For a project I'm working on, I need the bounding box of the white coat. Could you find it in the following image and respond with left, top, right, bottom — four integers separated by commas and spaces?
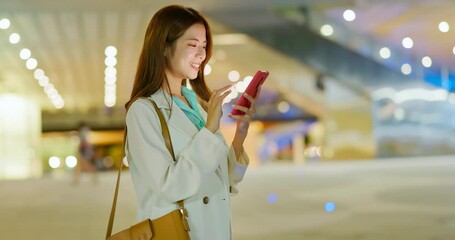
125, 88, 249, 240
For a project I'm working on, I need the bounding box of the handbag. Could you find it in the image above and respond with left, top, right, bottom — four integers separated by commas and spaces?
105, 99, 191, 240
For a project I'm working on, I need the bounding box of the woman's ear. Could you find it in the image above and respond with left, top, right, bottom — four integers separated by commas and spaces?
164, 45, 171, 58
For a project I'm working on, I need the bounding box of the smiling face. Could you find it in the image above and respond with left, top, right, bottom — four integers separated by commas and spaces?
165, 23, 207, 84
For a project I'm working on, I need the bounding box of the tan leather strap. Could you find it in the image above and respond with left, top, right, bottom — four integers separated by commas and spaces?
147, 99, 185, 211
148, 99, 176, 161
106, 98, 186, 238
106, 153, 123, 239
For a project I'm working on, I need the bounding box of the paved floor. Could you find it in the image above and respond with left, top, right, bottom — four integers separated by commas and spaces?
1, 155, 455, 240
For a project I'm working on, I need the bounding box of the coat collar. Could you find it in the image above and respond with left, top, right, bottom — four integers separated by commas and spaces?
148, 88, 199, 140
148, 88, 226, 185
149, 88, 172, 110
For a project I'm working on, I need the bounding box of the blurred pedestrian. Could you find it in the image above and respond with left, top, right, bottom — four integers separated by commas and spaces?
73, 122, 97, 185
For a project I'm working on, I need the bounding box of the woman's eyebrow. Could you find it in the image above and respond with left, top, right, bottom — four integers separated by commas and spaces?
186, 38, 207, 43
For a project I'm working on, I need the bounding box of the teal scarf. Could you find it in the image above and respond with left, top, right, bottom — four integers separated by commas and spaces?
172, 86, 206, 130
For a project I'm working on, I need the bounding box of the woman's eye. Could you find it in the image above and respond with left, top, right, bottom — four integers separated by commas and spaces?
189, 44, 196, 47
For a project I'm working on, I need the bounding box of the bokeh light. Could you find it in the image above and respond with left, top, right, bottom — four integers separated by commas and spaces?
343, 9, 356, 21
65, 156, 77, 168
401, 63, 412, 75
439, 21, 450, 33
49, 156, 61, 169
402, 37, 413, 49
325, 202, 336, 212
267, 193, 278, 204
320, 24, 334, 36
379, 47, 391, 59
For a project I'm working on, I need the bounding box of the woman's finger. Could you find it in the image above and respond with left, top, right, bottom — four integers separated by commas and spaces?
216, 84, 233, 95
232, 104, 251, 115
220, 89, 232, 100
243, 93, 256, 105
228, 113, 252, 122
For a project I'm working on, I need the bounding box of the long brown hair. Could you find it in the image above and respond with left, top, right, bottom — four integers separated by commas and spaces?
125, 5, 213, 111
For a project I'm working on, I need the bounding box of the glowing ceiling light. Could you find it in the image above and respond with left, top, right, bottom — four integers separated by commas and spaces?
421, 56, 432, 68
401, 63, 412, 75
104, 75, 116, 84
44, 84, 55, 93
25, 58, 38, 70
104, 98, 116, 108
104, 56, 117, 67
0, 18, 11, 29
105, 83, 116, 93
54, 99, 65, 109
9, 27, 65, 110
320, 24, 334, 36
343, 9, 356, 21
47, 90, 59, 100
402, 37, 413, 49
9, 33, 20, 44
38, 76, 49, 86
379, 47, 391, 59
439, 21, 450, 33
34, 69, 45, 79
105, 46, 117, 56
453, 46, 455, 55
105, 67, 117, 77
20, 48, 31, 60
45, 87, 57, 97
104, 46, 117, 108
228, 70, 240, 82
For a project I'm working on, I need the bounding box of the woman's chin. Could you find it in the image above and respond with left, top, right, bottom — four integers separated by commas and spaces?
187, 74, 198, 80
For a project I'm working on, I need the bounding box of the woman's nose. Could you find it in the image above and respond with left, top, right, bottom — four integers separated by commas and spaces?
196, 47, 206, 59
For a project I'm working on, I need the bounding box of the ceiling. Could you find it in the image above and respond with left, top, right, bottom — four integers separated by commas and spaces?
317, 0, 455, 73
0, 0, 454, 121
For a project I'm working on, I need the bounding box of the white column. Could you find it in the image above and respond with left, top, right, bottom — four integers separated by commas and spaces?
0, 94, 42, 179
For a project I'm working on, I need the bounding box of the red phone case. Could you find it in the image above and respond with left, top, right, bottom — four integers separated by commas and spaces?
231, 70, 269, 115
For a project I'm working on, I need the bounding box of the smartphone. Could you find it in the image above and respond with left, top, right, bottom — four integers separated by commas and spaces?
231, 70, 269, 115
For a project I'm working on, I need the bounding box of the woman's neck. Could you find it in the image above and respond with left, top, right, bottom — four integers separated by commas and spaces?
170, 85, 190, 107
164, 71, 183, 96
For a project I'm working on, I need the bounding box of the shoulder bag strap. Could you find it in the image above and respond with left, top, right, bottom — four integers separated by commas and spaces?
147, 99, 187, 221
106, 98, 186, 238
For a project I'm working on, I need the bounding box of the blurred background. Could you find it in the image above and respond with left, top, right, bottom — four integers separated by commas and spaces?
1, 0, 455, 239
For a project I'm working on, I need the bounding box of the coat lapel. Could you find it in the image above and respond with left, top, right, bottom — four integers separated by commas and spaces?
150, 89, 198, 140
150, 89, 227, 186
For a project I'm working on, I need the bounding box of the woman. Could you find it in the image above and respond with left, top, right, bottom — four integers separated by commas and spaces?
124, 5, 260, 240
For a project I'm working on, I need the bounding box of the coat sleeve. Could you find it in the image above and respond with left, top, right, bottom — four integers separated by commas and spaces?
126, 100, 229, 203
227, 145, 249, 196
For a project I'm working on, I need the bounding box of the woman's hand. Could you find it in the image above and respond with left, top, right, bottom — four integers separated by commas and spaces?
228, 87, 261, 145
205, 84, 233, 133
